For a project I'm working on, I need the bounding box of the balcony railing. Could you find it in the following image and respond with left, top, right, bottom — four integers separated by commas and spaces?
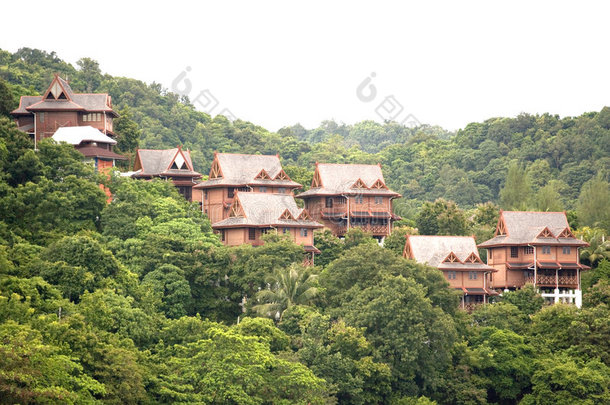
525, 275, 578, 286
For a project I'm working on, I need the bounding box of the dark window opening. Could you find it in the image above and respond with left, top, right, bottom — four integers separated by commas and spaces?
177, 186, 192, 201
248, 228, 256, 240
325, 197, 333, 208
228, 187, 235, 198
510, 247, 519, 258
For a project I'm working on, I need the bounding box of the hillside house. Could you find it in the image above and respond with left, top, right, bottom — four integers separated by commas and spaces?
404, 235, 498, 309
212, 192, 323, 264
11, 74, 117, 146
478, 211, 589, 307
195, 153, 301, 224
296, 163, 401, 241
131, 147, 202, 202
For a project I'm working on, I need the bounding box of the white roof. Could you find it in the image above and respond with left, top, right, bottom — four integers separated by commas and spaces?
52, 126, 116, 145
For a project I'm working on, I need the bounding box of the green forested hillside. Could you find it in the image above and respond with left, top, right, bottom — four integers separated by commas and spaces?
1, 48, 610, 404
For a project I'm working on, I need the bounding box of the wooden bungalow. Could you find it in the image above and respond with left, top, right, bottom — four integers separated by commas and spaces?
194, 153, 302, 224
212, 192, 323, 264
131, 147, 202, 202
296, 163, 401, 241
404, 235, 498, 310
478, 211, 589, 307
52, 126, 126, 173
11, 74, 118, 146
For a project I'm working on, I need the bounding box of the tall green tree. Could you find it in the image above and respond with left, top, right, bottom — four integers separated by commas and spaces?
499, 161, 532, 210
577, 174, 610, 231
416, 198, 468, 236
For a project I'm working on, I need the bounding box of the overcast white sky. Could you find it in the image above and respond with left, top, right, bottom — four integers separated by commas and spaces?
1, 1, 608, 131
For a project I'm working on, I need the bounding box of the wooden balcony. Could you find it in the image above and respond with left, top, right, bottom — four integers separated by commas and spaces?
525, 274, 578, 287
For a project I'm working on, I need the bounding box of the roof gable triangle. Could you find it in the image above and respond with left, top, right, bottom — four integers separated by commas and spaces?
255, 169, 271, 180
311, 168, 323, 188
279, 209, 295, 220
443, 252, 461, 263
351, 178, 368, 189
465, 252, 482, 264
496, 217, 508, 236
274, 169, 291, 181
537, 226, 555, 238
558, 227, 574, 238
231, 197, 245, 218
298, 210, 312, 221
166, 147, 190, 171
42, 75, 71, 101
371, 179, 388, 189
209, 156, 223, 179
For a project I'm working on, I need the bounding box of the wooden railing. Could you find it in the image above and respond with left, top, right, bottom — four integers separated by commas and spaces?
525, 275, 578, 286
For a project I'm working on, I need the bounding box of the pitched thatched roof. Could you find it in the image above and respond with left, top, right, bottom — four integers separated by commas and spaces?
195, 153, 301, 189
479, 211, 588, 247
212, 192, 323, 228
132, 148, 201, 178
405, 235, 495, 271
297, 163, 400, 197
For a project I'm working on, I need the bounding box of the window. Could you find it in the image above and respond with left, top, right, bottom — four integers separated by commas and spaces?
300, 228, 308, 237
83, 113, 100, 122
39, 112, 45, 123
248, 228, 256, 240
374, 196, 383, 205
283, 227, 289, 234
469, 271, 478, 280
489, 250, 493, 259
325, 197, 333, 208
446, 271, 456, 280
355, 195, 363, 204
278, 187, 286, 194
562, 246, 571, 254
204, 190, 208, 200
221, 230, 225, 242
542, 246, 551, 254
228, 187, 235, 198
259, 186, 267, 193
510, 247, 519, 258
524, 246, 534, 255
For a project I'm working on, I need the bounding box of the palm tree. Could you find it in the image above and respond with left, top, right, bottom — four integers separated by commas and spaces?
253, 264, 319, 321
578, 227, 610, 267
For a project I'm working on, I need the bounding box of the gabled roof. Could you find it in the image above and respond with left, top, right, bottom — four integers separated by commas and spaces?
212, 192, 323, 229
404, 235, 495, 271
296, 163, 400, 197
479, 211, 588, 247
132, 147, 201, 178
52, 126, 117, 145
74, 145, 127, 160
195, 153, 301, 189
11, 74, 117, 117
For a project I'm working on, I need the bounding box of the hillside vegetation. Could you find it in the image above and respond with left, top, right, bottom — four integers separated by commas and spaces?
0, 48, 609, 404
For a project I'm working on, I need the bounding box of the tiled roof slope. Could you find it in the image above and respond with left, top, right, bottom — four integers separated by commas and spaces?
132, 148, 201, 178
213, 192, 323, 228
297, 163, 400, 197
11, 75, 117, 116
195, 153, 301, 188
406, 235, 495, 271
479, 211, 588, 247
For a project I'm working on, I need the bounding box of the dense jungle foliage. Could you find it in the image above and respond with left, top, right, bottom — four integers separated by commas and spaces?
0, 48, 609, 404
